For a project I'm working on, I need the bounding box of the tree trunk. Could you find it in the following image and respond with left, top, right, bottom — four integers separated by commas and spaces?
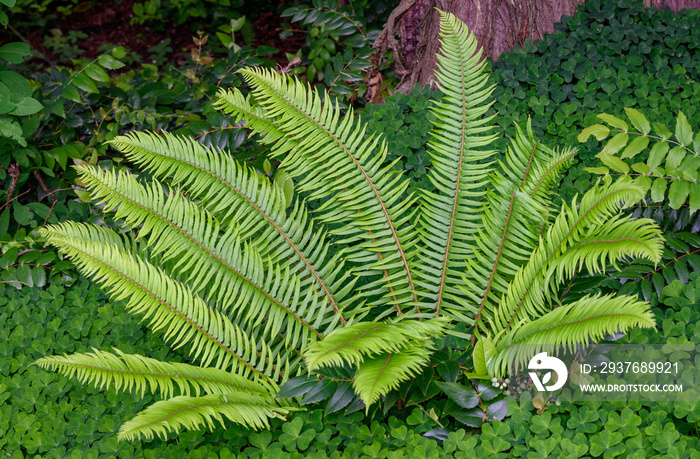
369, 0, 700, 97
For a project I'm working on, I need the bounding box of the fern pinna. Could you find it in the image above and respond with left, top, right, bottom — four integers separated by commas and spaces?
36, 11, 663, 440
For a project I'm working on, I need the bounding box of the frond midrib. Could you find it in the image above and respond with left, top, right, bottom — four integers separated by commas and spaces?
124, 398, 276, 434
41, 360, 252, 392
473, 189, 518, 332
529, 150, 576, 198
434, 30, 468, 316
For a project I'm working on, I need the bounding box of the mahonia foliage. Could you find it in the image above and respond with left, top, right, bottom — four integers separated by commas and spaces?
37, 11, 663, 441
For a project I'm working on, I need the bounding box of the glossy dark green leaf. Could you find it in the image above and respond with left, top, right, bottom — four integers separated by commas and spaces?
277, 375, 319, 398
436, 382, 479, 409
325, 382, 354, 414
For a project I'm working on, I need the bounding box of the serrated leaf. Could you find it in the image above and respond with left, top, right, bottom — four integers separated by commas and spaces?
647, 141, 670, 173
652, 122, 673, 139
98, 54, 125, 70
72, 74, 98, 94
584, 166, 609, 175
666, 146, 686, 171
690, 183, 700, 215
601, 133, 629, 155
597, 153, 630, 174
668, 180, 690, 209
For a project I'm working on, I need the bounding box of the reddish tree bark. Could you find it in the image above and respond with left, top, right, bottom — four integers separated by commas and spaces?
369, 0, 700, 97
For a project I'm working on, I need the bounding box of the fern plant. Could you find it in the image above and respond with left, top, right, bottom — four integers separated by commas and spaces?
36, 11, 663, 441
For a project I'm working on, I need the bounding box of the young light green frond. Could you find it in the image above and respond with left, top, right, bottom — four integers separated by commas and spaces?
523, 147, 577, 213
237, 66, 418, 312
75, 165, 333, 347
502, 121, 576, 214
41, 223, 281, 384
34, 348, 275, 399
353, 347, 432, 410
106, 133, 356, 326
304, 318, 447, 371
488, 294, 656, 375
413, 10, 498, 318
117, 393, 291, 441
492, 178, 646, 333
546, 215, 664, 289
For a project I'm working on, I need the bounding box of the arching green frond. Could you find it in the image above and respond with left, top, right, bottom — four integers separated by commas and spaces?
353, 347, 432, 410
522, 147, 577, 214
304, 318, 447, 371
547, 215, 664, 288
488, 294, 656, 375
108, 132, 357, 325
41, 223, 283, 384
34, 348, 276, 399
74, 165, 334, 348
492, 178, 651, 333
412, 10, 497, 318
117, 393, 291, 442
236, 67, 418, 312
214, 86, 287, 147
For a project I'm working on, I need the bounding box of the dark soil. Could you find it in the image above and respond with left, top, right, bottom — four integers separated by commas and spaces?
6, 0, 305, 68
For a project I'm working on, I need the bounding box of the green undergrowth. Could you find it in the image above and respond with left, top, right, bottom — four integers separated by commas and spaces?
2, 278, 698, 457
362, 0, 699, 205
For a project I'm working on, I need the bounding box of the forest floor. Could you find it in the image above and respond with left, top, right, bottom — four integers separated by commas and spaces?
7, 0, 305, 68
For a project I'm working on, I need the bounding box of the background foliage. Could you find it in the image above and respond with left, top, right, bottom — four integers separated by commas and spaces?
1, 279, 698, 457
